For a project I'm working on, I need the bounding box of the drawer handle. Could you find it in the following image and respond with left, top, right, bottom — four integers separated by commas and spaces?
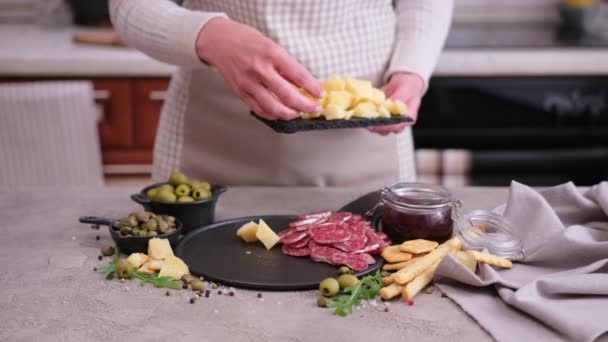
94, 90, 111, 101
149, 90, 167, 102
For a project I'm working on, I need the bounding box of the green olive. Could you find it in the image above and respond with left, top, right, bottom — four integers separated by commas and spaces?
319, 278, 340, 297
158, 184, 175, 193
101, 245, 115, 256
146, 188, 159, 200
194, 181, 211, 191
337, 274, 359, 290
157, 190, 177, 202
177, 196, 195, 203
175, 184, 191, 197
339, 266, 352, 275
192, 188, 212, 201
191, 280, 205, 292
115, 259, 134, 279
317, 297, 331, 307
168, 172, 189, 187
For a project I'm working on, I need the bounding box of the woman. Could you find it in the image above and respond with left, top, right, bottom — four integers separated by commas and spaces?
110, 0, 453, 188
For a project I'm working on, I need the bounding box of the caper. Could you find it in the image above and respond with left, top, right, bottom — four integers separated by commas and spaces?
127, 216, 137, 227
175, 184, 191, 197
337, 274, 359, 290
120, 220, 130, 228
177, 196, 195, 203
166, 216, 175, 223
191, 280, 205, 292
339, 266, 352, 275
168, 172, 189, 186
192, 188, 212, 201
319, 278, 340, 297
317, 297, 331, 308
115, 259, 134, 279
157, 190, 177, 202
136, 211, 151, 223
181, 274, 195, 284
146, 188, 159, 200
101, 245, 115, 256
147, 231, 158, 237
145, 219, 158, 230
167, 228, 176, 233
158, 221, 168, 231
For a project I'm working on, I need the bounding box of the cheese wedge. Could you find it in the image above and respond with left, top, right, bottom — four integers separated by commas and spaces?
237, 221, 259, 243
255, 219, 280, 250
126, 253, 149, 269
148, 238, 174, 260
158, 255, 189, 280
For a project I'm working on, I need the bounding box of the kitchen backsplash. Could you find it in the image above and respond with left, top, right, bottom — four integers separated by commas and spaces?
0, 0, 563, 24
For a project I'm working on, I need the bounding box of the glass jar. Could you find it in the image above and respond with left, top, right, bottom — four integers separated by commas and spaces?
375, 183, 462, 244
455, 210, 525, 261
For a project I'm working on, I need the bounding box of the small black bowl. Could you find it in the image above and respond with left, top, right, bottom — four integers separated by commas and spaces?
131, 183, 227, 233
78, 216, 183, 254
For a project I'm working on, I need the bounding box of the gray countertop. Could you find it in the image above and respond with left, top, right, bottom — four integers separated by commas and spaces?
0, 186, 510, 342
1, 24, 608, 77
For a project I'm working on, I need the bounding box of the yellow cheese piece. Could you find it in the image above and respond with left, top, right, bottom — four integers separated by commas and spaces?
137, 263, 155, 274
377, 103, 391, 118
158, 255, 189, 280
255, 219, 280, 250
126, 253, 149, 269
148, 238, 174, 260
322, 75, 345, 92
323, 104, 347, 120
237, 221, 259, 243
345, 77, 373, 103
146, 259, 164, 272
455, 251, 477, 273
387, 99, 408, 116
325, 90, 353, 111
352, 101, 378, 119
367, 88, 387, 105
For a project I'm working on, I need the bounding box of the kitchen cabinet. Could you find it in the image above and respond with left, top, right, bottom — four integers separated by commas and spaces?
1, 77, 170, 173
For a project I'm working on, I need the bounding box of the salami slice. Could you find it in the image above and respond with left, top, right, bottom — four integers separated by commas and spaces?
281, 231, 308, 245
278, 227, 298, 240
333, 225, 367, 252
310, 246, 342, 264
289, 236, 311, 248
289, 216, 326, 228
342, 253, 370, 271
309, 225, 351, 244
299, 211, 332, 220
281, 245, 311, 257
360, 253, 376, 265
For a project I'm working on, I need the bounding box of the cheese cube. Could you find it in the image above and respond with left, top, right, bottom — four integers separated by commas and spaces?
255, 219, 280, 250
352, 101, 378, 119
146, 259, 164, 272
345, 77, 373, 102
148, 238, 174, 260
126, 253, 149, 269
158, 256, 189, 280
326, 90, 353, 110
377, 103, 391, 118
368, 88, 386, 105
387, 99, 408, 116
237, 221, 259, 243
322, 75, 345, 92
455, 251, 477, 273
323, 104, 347, 120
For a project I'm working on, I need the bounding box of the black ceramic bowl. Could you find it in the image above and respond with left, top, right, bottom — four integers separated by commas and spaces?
78, 216, 183, 254
131, 183, 227, 233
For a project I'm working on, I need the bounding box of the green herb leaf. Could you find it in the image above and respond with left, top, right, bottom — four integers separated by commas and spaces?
327, 271, 384, 317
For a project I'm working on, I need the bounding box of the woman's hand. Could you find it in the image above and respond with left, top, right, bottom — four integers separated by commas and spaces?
196, 18, 324, 120
369, 73, 425, 135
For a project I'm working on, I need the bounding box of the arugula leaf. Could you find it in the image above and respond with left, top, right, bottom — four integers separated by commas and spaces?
327, 271, 384, 317
96, 246, 181, 289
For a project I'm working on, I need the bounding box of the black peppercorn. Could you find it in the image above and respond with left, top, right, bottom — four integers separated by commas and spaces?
189, 298, 196, 304
228, 291, 235, 297
96, 236, 100, 240
384, 307, 389, 312
98, 255, 103, 261
218, 290, 223, 295
204, 292, 210, 298
257, 293, 263, 298
182, 283, 188, 289
166, 291, 170, 296
93, 267, 97, 272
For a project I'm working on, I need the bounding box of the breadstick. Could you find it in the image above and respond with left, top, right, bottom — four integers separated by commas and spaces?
380, 283, 404, 300
468, 250, 512, 268
393, 236, 461, 284
382, 259, 417, 271
381, 245, 413, 263
402, 261, 440, 301
382, 276, 394, 286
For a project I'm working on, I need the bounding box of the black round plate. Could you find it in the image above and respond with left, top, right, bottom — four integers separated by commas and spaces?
174, 215, 384, 291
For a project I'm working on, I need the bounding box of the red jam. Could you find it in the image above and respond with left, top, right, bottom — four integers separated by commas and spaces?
380, 183, 455, 244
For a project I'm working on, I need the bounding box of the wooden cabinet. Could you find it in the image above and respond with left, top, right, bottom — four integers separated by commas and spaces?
1, 77, 170, 173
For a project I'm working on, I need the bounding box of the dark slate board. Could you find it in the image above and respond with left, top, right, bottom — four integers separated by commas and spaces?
251, 112, 413, 134
174, 215, 383, 291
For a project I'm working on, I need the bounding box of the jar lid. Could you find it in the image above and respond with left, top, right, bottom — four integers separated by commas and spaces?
383, 182, 454, 210
455, 210, 525, 261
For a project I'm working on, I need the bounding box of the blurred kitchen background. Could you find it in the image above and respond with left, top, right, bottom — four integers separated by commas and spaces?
0, 0, 607, 188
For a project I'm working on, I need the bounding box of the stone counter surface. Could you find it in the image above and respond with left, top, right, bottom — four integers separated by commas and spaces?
0, 186, 510, 342
1, 24, 608, 77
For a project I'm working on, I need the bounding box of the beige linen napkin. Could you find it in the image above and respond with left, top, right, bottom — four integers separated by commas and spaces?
435, 181, 608, 342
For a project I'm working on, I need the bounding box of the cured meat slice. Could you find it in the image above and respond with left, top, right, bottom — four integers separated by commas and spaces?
289, 216, 326, 228
299, 211, 332, 220
278, 227, 298, 240
333, 253, 369, 271
310, 246, 342, 264
309, 224, 351, 244
281, 245, 311, 257
360, 253, 376, 265
281, 231, 308, 245
289, 236, 311, 249
333, 224, 367, 252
